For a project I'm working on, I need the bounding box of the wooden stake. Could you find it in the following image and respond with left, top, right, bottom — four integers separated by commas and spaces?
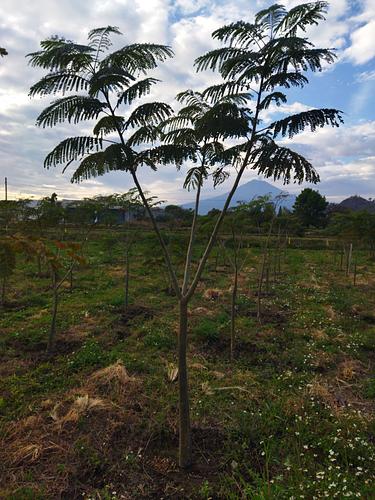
346, 243, 353, 277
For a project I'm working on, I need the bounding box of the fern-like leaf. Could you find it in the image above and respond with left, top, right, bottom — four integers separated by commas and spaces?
117, 78, 159, 106
264, 72, 309, 90
195, 102, 250, 140
127, 126, 159, 147
270, 108, 344, 138
260, 92, 287, 110
93, 116, 124, 136
145, 144, 197, 167
276, 2, 328, 37
194, 47, 247, 73
36, 96, 107, 127
212, 21, 265, 48
29, 72, 89, 96
250, 137, 319, 184
44, 136, 102, 168
255, 4, 287, 30
101, 43, 173, 74
27, 38, 94, 71
202, 81, 252, 103
88, 26, 122, 52
125, 102, 173, 129
184, 167, 208, 190
89, 66, 134, 95
71, 143, 134, 182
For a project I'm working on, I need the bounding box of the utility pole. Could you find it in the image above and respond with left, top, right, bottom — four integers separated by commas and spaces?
3, 177, 9, 232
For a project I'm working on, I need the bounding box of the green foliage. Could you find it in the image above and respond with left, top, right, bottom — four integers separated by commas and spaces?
143, 326, 176, 350
1, 228, 375, 498
233, 195, 276, 232
0, 240, 16, 280
68, 340, 108, 370
195, 1, 343, 185
293, 188, 328, 228
193, 317, 222, 343
163, 205, 193, 224
28, 28, 175, 183
328, 211, 375, 252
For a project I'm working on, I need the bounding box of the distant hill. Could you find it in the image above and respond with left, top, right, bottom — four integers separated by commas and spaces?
181, 180, 296, 215
337, 196, 375, 213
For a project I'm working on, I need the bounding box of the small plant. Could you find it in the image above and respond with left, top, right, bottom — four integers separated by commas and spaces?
193, 318, 221, 344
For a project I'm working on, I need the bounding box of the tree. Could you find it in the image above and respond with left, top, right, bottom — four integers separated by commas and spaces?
293, 188, 328, 228
164, 205, 193, 225
235, 195, 276, 233
0, 239, 16, 307
219, 227, 249, 362
29, 3, 343, 467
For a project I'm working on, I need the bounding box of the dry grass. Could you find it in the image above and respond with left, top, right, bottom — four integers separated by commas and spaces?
0, 361, 144, 497
336, 359, 367, 381
50, 394, 109, 428
311, 329, 328, 341
308, 376, 374, 417
86, 359, 138, 396
203, 288, 223, 301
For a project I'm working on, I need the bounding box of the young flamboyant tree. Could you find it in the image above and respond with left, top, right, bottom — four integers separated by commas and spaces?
29, 2, 343, 468
0, 239, 16, 307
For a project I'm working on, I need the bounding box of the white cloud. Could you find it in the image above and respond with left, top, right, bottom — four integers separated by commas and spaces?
344, 19, 375, 65
282, 120, 375, 163
0, 0, 374, 204
356, 70, 375, 82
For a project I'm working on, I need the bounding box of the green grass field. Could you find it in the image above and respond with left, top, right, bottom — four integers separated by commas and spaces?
1, 229, 374, 499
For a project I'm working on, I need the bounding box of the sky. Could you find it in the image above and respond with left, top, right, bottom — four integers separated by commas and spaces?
0, 0, 374, 204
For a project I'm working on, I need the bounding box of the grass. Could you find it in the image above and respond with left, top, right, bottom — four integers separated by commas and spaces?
0, 227, 374, 499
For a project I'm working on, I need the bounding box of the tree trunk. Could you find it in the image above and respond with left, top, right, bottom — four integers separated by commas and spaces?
1, 277, 6, 307
124, 250, 129, 312
37, 255, 42, 277
69, 267, 73, 292
178, 299, 192, 468
230, 268, 238, 362
257, 252, 267, 321
47, 272, 58, 353
346, 243, 353, 277
340, 248, 344, 271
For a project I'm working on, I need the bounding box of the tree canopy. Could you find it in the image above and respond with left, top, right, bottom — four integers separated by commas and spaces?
293, 188, 328, 228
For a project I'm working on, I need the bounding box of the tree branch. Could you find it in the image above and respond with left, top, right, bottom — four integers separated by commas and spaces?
103, 91, 182, 298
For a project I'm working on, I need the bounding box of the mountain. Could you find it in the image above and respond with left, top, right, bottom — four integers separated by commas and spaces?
181, 179, 296, 215
337, 195, 375, 213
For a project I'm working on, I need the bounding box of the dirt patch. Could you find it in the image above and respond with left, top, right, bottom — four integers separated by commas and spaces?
63, 314, 100, 342
113, 305, 154, 339
307, 376, 374, 417
0, 358, 34, 378
8, 338, 82, 358
247, 307, 288, 326
351, 305, 375, 324
120, 305, 154, 325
